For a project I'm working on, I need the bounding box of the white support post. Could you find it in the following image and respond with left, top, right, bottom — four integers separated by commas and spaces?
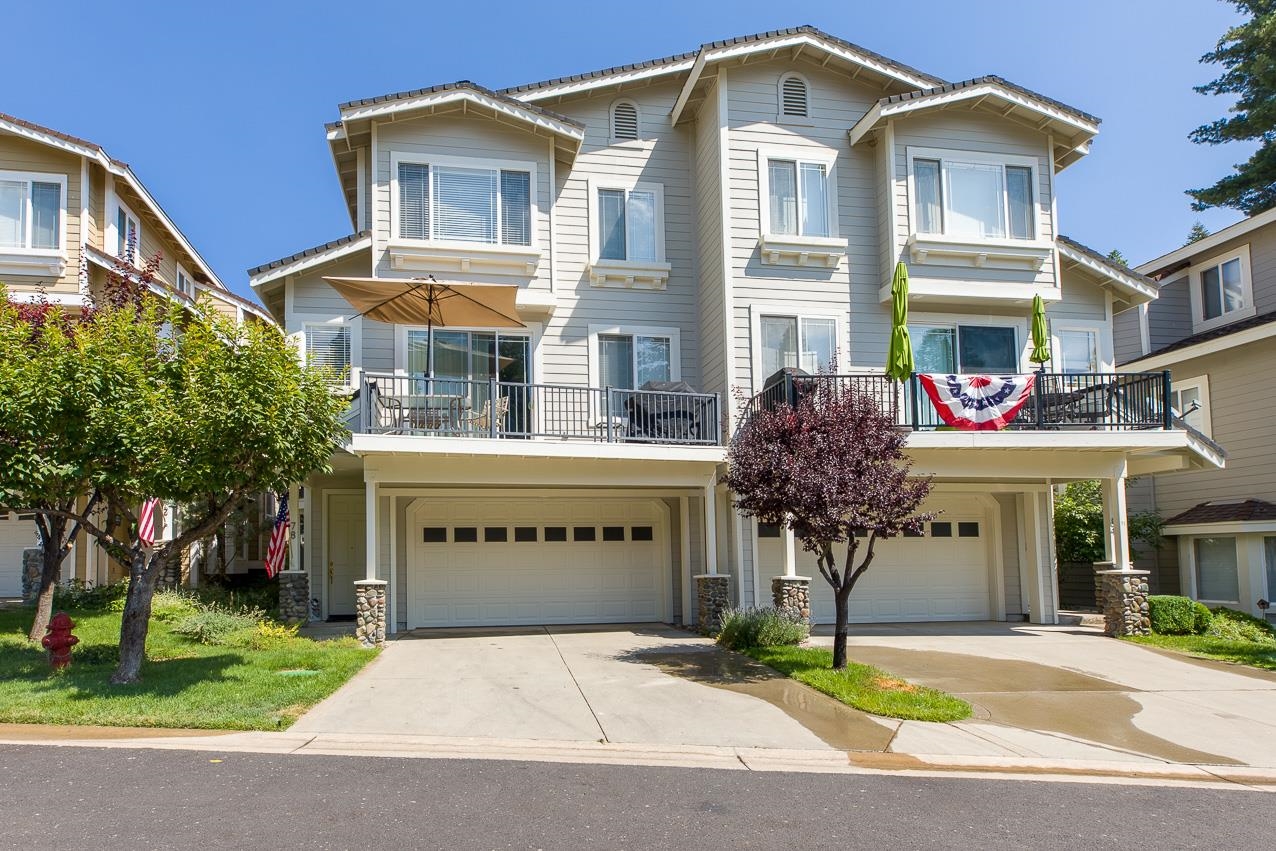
781, 525, 797, 578
286, 484, 302, 574
702, 484, 718, 575
1104, 459, 1131, 571
365, 480, 378, 581
679, 496, 693, 625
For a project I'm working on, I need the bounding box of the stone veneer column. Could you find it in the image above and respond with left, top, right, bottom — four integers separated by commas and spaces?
21, 548, 42, 603
1092, 561, 1115, 610
694, 574, 730, 635
1095, 569, 1151, 637
354, 579, 388, 647
772, 576, 812, 624
278, 572, 310, 624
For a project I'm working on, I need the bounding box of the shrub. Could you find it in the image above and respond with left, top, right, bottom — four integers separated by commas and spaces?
716, 607, 809, 650
1148, 595, 1212, 635
194, 581, 278, 619
1207, 607, 1276, 645
149, 589, 202, 623
53, 580, 129, 611
247, 620, 300, 650
171, 609, 259, 645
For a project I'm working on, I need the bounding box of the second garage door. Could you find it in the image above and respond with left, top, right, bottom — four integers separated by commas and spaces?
406, 497, 668, 628
0, 512, 39, 598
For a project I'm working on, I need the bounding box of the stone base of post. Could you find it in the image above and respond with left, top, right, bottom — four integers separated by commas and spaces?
21, 549, 41, 604
278, 572, 310, 624
354, 579, 388, 647
694, 574, 730, 636
1095, 569, 1151, 637
1092, 561, 1114, 610
772, 576, 812, 624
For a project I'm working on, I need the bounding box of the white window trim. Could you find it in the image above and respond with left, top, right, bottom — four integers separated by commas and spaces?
755, 145, 846, 267
112, 200, 143, 266
776, 72, 813, 124
587, 324, 682, 390
609, 98, 641, 143
1170, 374, 1212, 436
1187, 534, 1242, 606
391, 322, 541, 382
174, 263, 194, 298
388, 151, 540, 252
586, 177, 670, 289
1187, 244, 1255, 334
1051, 319, 1114, 374
908, 312, 1031, 374
0, 169, 68, 257
748, 305, 846, 390
904, 146, 1044, 245
300, 316, 361, 387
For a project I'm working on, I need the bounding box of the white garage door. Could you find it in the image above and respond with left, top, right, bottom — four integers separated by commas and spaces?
407, 497, 667, 628
774, 497, 993, 624
0, 512, 39, 598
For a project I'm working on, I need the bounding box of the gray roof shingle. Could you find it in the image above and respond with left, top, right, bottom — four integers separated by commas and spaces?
248, 231, 370, 277
878, 75, 1099, 126
1128, 310, 1276, 364
337, 80, 583, 129
1165, 500, 1276, 526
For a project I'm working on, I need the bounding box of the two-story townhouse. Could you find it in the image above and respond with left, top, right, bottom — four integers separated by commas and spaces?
250, 27, 1220, 634
0, 112, 273, 597
1115, 210, 1276, 620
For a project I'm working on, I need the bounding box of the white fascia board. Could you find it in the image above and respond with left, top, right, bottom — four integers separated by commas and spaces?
850, 84, 1099, 147
669, 49, 708, 125
701, 33, 935, 90
1164, 520, 1276, 536
5, 290, 90, 306
514, 59, 698, 102
1128, 320, 1276, 372
1057, 242, 1157, 304
249, 235, 373, 289
340, 90, 584, 144
1136, 206, 1276, 276
0, 116, 100, 159
904, 430, 1191, 453
349, 433, 726, 464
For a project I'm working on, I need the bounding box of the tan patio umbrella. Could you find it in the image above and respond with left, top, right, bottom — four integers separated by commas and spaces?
323, 275, 525, 382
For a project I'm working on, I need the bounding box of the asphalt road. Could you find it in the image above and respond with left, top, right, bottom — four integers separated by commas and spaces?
1, 745, 1269, 850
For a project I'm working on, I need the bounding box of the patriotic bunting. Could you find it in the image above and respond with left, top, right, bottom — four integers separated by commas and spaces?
918, 373, 1036, 431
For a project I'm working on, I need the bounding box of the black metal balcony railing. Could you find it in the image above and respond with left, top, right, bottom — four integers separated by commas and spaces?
356, 373, 722, 446
747, 370, 1175, 432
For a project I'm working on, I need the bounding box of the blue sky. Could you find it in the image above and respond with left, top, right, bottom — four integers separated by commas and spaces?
6, 0, 1250, 300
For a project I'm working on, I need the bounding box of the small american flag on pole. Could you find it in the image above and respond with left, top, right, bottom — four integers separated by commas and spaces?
264, 493, 290, 578
137, 498, 161, 546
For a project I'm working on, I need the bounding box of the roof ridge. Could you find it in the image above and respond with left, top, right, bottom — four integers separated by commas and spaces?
878, 75, 1099, 126
335, 79, 583, 128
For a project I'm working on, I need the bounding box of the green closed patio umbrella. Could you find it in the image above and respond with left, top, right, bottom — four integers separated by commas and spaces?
885, 261, 914, 382
1029, 294, 1051, 368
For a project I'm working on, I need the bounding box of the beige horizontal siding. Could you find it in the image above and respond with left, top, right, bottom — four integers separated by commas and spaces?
0, 135, 82, 293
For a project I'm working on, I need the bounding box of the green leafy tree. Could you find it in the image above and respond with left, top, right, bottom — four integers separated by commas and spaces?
1053, 480, 1164, 564
1186, 221, 1212, 244
1187, 0, 1276, 214
0, 286, 346, 683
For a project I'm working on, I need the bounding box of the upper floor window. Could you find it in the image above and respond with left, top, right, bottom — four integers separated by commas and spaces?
767, 158, 830, 238
778, 73, 809, 119
395, 158, 532, 247
910, 148, 1036, 241
304, 322, 351, 383
0, 171, 64, 251
1171, 376, 1211, 435
591, 325, 680, 390
1189, 246, 1252, 330
610, 100, 639, 142
116, 204, 141, 262
759, 314, 837, 376
175, 264, 194, 297
596, 185, 661, 262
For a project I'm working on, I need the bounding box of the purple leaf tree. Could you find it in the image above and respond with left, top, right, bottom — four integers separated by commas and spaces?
725, 378, 934, 669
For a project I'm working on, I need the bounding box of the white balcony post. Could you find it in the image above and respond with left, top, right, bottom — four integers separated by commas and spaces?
1103, 459, 1132, 571
781, 524, 797, 578
365, 480, 378, 581
702, 483, 718, 575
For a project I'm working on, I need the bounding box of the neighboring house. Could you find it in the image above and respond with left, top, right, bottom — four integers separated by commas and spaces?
0, 112, 273, 597
250, 26, 1218, 631
1115, 209, 1276, 620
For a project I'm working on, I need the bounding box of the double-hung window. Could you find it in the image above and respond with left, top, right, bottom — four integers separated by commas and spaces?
175, 265, 194, 297
766, 158, 830, 238
596, 332, 673, 389
0, 171, 64, 252
911, 323, 1020, 374
305, 323, 351, 383
911, 150, 1036, 241
597, 186, 659, 262
1057, 328, 1099, 374
116, 204, 141, 263
1190, 247, 1252, 329
759, 315, 837, 376
396, 159, 532, 246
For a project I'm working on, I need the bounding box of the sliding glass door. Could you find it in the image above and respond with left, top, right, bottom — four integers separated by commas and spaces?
406, 330, 531, 434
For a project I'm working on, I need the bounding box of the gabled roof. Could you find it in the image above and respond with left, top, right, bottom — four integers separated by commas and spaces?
0, 111, 231, 295
1126, 309, 1276, 367
1056, 236, 1157, 307
1136, 206, 1276, 278
848, 76, 1100, 169
1165, 499, 1276, 527
503, 26, 944, 102
248, 231, 372, 288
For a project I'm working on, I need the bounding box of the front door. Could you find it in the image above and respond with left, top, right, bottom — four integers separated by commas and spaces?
327, 493, 365, 618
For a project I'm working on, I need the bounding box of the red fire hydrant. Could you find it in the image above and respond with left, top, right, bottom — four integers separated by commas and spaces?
42, 612, 79, 670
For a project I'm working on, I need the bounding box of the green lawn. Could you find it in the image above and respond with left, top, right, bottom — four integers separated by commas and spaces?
740, 645, 971, 722
1125, 634, 1276, 672
0, 606, 377, 730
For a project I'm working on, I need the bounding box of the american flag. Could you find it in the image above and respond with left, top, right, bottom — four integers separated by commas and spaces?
264, 493, 290, 578
137, 498, 161, 546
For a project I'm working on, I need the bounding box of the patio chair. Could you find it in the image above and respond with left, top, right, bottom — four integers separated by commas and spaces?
460, 395, 510, 436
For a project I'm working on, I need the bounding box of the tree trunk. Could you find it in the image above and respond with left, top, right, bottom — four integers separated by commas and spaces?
832, 585, 851, 670
26, 514, 70, 642
112, 551, 160, 684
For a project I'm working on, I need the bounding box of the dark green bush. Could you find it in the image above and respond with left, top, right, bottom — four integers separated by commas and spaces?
1148, 595, 1212, 635
716, 607, 809, 650
194, 581, 278, 619
53, 580, 130, 611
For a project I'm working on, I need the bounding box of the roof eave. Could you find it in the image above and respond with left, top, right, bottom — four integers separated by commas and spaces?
1057, 241, 1157, 306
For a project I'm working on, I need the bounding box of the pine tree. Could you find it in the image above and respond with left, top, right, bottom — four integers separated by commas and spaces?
1187, 0, 1276, 215
1186, 221, 1212, 244
1106, 248, 1130, 267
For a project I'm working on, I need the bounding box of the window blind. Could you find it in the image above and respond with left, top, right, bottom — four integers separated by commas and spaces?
305, 325, 351, 379
500, 170, 531, 246
434, 166, 498, 243
768, 161, 798, 236
0, 180, 23, 248
30, 181, 59, 250
598, 189, 626, 260
398, 162, 429, 239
